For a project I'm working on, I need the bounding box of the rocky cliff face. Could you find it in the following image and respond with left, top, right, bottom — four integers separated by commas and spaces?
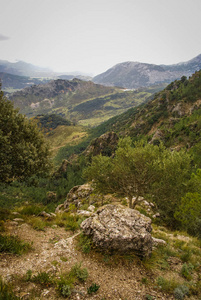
93, 54, 201, 89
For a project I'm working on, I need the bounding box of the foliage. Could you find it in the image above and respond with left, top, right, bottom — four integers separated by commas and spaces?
174, 285, 189, 300
77, 232, 92, 253
180, 263, 194, 280
84, 137, 191, 219
69, 263, 88, 282
56, 263, 89, 297
0, 88, 52, 182
174, 168, 201, 237
84, 137, 164, 208
151, 148, 191, 226
0, 234, 31, 254
156, 276, 179, 293
34, 114, 71, 133
175, 192, 201, 238
0, 276, 21, 300
31, 271, 53, 286
87, 283, 100, 294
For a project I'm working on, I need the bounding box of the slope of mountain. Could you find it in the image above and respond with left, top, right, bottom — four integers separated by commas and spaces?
93, 54, 201, 89
0, 72, 49, 93
9, 78, 164, 126
0, 60, 92, 80
0, 60, 54, 77
91, 71, 201, 150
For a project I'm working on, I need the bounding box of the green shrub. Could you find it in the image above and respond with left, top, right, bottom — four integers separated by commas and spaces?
181, 263, 194, 280
65, 219, 79, 232
156, 276, 178, 293
32, 271, 53, 286
0, 276, 21, 300
77, 233, 92, 253
59, 284, 72, 297
0, 234, 31, 254
69, 263, 88, 282
27, 216, 46, 231
56, 273, 74, 298
25, 269, 32, 282
87, 283, 100, 294
174, 284, 189, 300
19, 204, 44, 216
0, 208, 10, 221
0, 221, 5, 232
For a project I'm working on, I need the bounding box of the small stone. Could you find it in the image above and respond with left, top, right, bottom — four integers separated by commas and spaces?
13, 218, 24, 222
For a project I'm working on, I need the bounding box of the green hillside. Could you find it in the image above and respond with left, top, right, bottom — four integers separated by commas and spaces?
9, 78, 165, 126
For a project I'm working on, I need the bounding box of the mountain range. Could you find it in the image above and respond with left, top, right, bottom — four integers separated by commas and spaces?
93, 54, 201, 89
1, 53, 201, 92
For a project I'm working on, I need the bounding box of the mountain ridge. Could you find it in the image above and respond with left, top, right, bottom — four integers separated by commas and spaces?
93, 53, 201, 89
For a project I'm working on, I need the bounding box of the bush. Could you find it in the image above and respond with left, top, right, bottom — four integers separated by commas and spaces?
77, 233, 92, 253
31, 271, 53, 286
0, 234, 31, 254
69, 263, 88, 282
181, 263, 194, 280
27, 216, 46, 231
174, 285, 189, 300
156, 276, 178, 293
56, 274, 74, 298
0, 276, 21, 300
19, 204, 44, 216
87, 283, 100, 294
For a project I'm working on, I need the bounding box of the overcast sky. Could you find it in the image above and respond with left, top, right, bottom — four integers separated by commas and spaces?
1, 0, 201, 75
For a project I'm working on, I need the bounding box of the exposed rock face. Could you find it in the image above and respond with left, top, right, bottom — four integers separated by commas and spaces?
80, 204, 153, 257
93, 54, 201, 89
84, 131, 119, 157
64, 183, 93, 209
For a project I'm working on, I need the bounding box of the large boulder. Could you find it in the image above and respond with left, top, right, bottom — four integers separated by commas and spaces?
80, 204, 153, 257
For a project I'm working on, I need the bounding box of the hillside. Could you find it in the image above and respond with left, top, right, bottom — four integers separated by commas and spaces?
0, 72, 50, 93
91, 71, 201, 150
93, 53, 201, 89
9, 78, 164, 126
0, 60, 92, 81
0, 60, 54, 77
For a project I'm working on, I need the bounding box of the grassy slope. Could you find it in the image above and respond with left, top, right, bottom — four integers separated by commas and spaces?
10, 79, 166, 127
46, 125, 88, 158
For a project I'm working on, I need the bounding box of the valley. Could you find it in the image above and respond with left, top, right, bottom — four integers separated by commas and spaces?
0, 58, 201, 300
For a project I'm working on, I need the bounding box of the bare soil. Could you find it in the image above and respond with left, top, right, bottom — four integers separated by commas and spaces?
0, 220, 175, 300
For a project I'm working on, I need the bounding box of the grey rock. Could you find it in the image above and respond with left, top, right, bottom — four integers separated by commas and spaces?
77, 210, 92, 217
13, 218, 24, 222
55, 204, 64, 213
88, 205, 95, 212
64, 183, 93, 209
81, 204, 153, 257
152, 237, 167, 246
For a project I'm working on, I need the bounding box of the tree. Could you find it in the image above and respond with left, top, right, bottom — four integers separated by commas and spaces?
151, 149, 192, 226
0, 87, 52, 182
174, 168, 201, 237
174, 192, 201, 238
84, 137, 163, 208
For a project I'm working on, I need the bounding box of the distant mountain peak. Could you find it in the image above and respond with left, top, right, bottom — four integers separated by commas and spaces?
93, 54, 201, 89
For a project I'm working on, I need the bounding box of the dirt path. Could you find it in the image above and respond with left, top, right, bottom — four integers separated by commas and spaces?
0, 221, 174, 299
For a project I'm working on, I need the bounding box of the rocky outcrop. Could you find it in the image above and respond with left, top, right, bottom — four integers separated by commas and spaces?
80, 204, 153, 257
63, 183, 93, 209
84, 132, 119, 157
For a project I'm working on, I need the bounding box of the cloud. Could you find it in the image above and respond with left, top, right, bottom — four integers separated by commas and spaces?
0, 34, 10, 41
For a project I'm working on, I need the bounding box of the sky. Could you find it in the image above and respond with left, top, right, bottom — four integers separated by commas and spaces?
1, 0, 201, 76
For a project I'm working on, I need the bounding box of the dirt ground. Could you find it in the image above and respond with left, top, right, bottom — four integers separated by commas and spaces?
0, 221, 175, 300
